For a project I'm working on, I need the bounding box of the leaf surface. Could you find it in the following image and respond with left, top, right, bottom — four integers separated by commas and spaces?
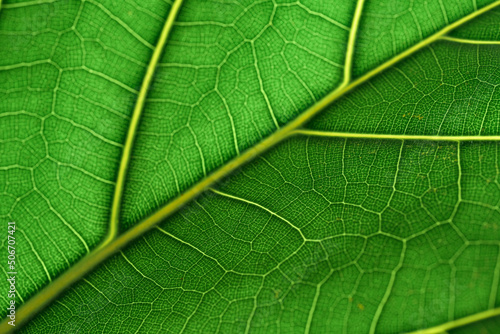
1, 0, 500, 333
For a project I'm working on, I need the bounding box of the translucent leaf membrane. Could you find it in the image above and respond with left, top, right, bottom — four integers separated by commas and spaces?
352, 0, 497, 76
120, 0, 354, 227
450, 7, 500, 40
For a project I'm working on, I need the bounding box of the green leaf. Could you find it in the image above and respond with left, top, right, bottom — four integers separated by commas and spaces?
1, 0, 500, 332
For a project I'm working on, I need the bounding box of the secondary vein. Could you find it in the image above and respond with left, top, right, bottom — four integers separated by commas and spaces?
342, 0, 366, 87
103, 0, 186, 246
291, 129, 500, 141
441, 35, 500, 45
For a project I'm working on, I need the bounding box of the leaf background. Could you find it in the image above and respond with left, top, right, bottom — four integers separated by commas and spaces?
0, 0, 500, 332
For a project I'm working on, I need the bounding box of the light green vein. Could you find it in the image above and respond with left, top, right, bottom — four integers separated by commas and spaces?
1, 0, 56, 9
342, 0, 366, 86
252, 40, 279, 130
2, 2, 499, 332
17, 229, 52, 283
292, 2, 350, 31
291, 129, 500, 141
155, 226, 228, 272
87, 0, 155, 50
370, 242, 407, 334
441, 35, 500, 44
489, 246, 500, 309
102, 0, 185, 246
81, 67, 139, 94
35, 190, 90, 253
305, 270, 334, 334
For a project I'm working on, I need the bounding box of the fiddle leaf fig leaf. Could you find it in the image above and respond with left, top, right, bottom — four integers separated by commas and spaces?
1, 0, 500, 333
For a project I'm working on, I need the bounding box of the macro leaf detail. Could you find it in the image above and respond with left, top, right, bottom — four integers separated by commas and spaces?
1, 0, 500, 333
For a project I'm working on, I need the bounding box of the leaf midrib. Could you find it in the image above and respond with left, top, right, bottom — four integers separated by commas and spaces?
2, 1, 500, 332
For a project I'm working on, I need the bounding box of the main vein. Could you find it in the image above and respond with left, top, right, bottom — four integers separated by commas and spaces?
2, 1, 500, 332
103, 0, 185, 246
342, 0, 366, 86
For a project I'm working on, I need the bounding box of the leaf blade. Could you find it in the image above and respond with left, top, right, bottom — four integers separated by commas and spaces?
0, 0, 500, 332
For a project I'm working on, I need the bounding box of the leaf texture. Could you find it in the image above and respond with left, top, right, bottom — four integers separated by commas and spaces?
1, 0, 500, 333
